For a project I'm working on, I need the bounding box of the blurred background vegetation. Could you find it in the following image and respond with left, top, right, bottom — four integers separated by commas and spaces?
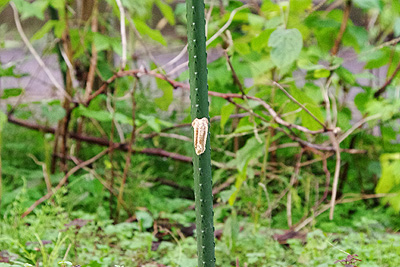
1, 0, 400, 266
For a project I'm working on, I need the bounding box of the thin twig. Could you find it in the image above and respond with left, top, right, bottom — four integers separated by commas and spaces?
224, 50, 245, 95
331, 0, 351, 56
83, 0, 98, 100
115, 0, 127, 69
374, 60, 400, 98
28, 154, 52, 194
273, 81, 326, 129
21, 148, 110, 218
329, 132, 341, 220
167, 4, 249, 76
10, 2, 71, 101
338, 114, 381, 143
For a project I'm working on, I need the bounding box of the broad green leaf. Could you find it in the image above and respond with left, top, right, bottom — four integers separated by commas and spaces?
154, 79, 173, 111
53, 20, 66, 38
134, 19, 167, 46
353, 0, 382, 10
366, 99, 400, 121
93, 33, 111, 51
77, 106, 132, 125
251, 30, 273, 52
313, 68, 330, 78
236, 136, 264, 172
0, 66, 26, 78
376, 153, 400, 211
0, 0, 10, 13
136, 211, 154, 229
155, 0, 175, 25
1, 88, 24, 99
354, 92, 369, 112
220, 104, 235, 130
234, 42, 251, 55
30, 20, 57, 41
336, 66, 356, 85
49, 0, 65, 10
13, 0, 48, 20
290, 86, 324, 130
268, 28, 303, 68
110, 37, 123, 56
41, 104, 66, 123
139, 114, 172, 132
228, 168, 247, 206
395, 18, 400, 37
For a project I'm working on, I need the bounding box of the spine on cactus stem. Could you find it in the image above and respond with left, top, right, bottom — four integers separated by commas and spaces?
186, 0, 216, 266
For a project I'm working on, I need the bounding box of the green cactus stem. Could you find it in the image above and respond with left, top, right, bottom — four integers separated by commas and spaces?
186, 0, 216, 266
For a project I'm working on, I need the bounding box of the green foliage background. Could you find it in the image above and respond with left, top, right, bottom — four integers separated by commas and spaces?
0, 0, 400, 266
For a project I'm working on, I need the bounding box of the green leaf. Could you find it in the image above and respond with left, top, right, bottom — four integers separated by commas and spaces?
313, 68, 330, 78
366, 99, 400, 121
0, 66, 26, 78
1, 88, 24, 99
290, 86, 324, 130
268, 28, 303, 68
134, 19, 167, 46
50, 0, 65, 10
41, 104, 66, 123
395, 18, 400, 37
236, 136, 264, 172
220, 104, 235, 130
13, 0, 48, 20
136, 211, 154, 229
353, 0, 382, 10
228, 169, 247, 206
363, 48, 390, 69
77, 106, 132, 125
93, 33, 111, 51
155, 0, 175, 25
154, 79, 173, 111
336, 66, 356, 85
30, 20, 57, 41
354, 92, 369, 112
139, 114, 172, 132
0, 0, 11, 14
251, 29, 274, 52
376, 153, 400, 211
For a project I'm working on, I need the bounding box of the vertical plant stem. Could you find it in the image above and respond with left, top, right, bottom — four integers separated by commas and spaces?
108, 104, 116, 221
116, 80, 138, 222
60, 4, 74, 173
186, 0, 215, 266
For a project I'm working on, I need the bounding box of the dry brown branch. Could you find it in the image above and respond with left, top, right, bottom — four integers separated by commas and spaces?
331, 0, 351, 56
374, 60, 400, 98
21, 148, 110, 218
83, 0, 98, 100
7, 116, 192, 163
10, 2, 71, 101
